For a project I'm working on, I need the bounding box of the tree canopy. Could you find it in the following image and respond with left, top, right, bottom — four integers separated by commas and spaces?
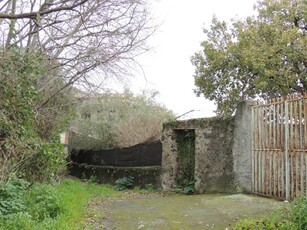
69, 90, 174, 149
191, 0, 306, 116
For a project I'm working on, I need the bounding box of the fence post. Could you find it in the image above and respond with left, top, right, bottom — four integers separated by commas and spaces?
284, 100, 290, 200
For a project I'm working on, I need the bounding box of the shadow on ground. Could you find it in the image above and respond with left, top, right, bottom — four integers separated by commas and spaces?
108, 194, 284, 230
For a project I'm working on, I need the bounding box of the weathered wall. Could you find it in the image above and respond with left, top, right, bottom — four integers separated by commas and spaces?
70, 164, 161, 188
161, 128, 178, 189
161, 117, 236, 193
194, 119, 235, 193
232, 101, 253, 193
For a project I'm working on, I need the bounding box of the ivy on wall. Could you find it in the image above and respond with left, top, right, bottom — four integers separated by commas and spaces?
176, 130, 195, 190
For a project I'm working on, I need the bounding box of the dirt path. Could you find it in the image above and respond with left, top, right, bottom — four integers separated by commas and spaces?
82, 192, 285, 230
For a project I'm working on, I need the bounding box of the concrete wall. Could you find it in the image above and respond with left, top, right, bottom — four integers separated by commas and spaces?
161, 101, 253, 194
232, 101, 253, 193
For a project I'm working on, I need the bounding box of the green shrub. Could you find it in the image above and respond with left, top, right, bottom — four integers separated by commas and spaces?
87, 175, 99, 184
0, 212, 34, 230
115, 177, 134, 191
0, 49, 71, 183
0, 178, 61, 229
183, 181, 195, 195
290, 195, 307, 230
232, 195, 307, 230
0, 178, 120, 229
233, 215, 295, 230
26, 184, 61, 222
0, 179, 30, 216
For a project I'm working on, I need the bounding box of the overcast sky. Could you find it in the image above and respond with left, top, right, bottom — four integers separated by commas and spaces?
128, 0, 258, 119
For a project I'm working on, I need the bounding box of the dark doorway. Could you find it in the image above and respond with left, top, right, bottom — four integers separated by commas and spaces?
175, 129, 195, 188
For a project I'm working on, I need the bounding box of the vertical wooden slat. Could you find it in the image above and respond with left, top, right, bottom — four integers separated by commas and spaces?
273, 101, 277, 197
299, 99, 303, 194
253, 101, 257, 193
285, 99, 290, 200
305, 93, 307, 149
305, 153, 307, 195
289, 98, 295, 198
257, 103, 261, 193
263, 102, 267, 195
294, 99, 298, 197
281, 98, 285, 198
289, 99, 293, 152
260, 102, 263, 195
276, 99, 280, 198
267, 102, 271, 195
304, 94, 307, 195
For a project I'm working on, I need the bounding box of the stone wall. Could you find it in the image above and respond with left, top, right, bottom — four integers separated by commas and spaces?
161, 117, 236, 193
161, 101, 253, 194
70, 164, 161, 188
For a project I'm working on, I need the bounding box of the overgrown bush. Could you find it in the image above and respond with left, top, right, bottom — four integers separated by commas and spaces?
0, 179, 29, 216
69, 90, 174, 149
290, 195, 307, 230
0, 178, 61, 229
0, 48, 72, 183
0, 178, 120, 229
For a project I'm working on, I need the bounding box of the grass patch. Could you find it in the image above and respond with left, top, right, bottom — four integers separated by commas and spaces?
233, 195, 307, 230
0, 177, 120, 230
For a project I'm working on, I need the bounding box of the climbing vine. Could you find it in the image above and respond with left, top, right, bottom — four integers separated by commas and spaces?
176, 130, 195, 193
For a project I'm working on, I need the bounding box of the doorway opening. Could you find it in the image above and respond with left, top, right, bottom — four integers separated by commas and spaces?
175, 129, 195, 192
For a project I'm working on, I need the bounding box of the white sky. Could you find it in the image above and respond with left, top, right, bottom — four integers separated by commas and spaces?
126, 0, 258, 119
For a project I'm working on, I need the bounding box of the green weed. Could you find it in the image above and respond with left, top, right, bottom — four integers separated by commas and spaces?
0, 178, 119, 230
114, 177, 134, 191
233, 195, 307, 230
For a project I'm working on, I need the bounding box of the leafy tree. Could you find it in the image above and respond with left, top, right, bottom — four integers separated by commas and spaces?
0, 49, 70, 182
191, 0, 306, 116
69, 90, 174, 149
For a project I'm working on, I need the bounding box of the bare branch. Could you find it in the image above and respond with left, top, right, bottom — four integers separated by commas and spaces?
0, 0, 88, 19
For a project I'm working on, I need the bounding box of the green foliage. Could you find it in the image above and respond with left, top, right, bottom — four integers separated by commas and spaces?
115, 177, 134, 191
233, 195, 307, 230
233, 216, 294, 230
0, 48, 71, 183
191, 0, 307, 116
133, 184, 155, 194
290, 195, 307, 229
0, 178, 60, 229
176, 130, 195, 192
183, 181, 196, 195
0, 179, 30, 216
69, 90, 174, 149
0, 178, 120, 230
84, 175, 99, 184
0, 212, 35, 230
26, 184, 61, 222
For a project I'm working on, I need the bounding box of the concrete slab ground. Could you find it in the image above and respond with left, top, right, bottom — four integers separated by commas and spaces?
108, 194, 284, 230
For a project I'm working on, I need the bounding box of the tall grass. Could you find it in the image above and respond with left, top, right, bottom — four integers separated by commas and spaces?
0, 178, 120, 230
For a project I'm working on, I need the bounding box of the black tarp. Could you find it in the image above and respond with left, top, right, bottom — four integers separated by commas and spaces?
70, 141, 162, 166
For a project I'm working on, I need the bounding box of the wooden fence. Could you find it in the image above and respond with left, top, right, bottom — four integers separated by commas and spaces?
252, 93, 307, 200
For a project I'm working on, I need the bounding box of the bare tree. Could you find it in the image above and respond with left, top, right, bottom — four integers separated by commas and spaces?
0, 0, 155, 106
